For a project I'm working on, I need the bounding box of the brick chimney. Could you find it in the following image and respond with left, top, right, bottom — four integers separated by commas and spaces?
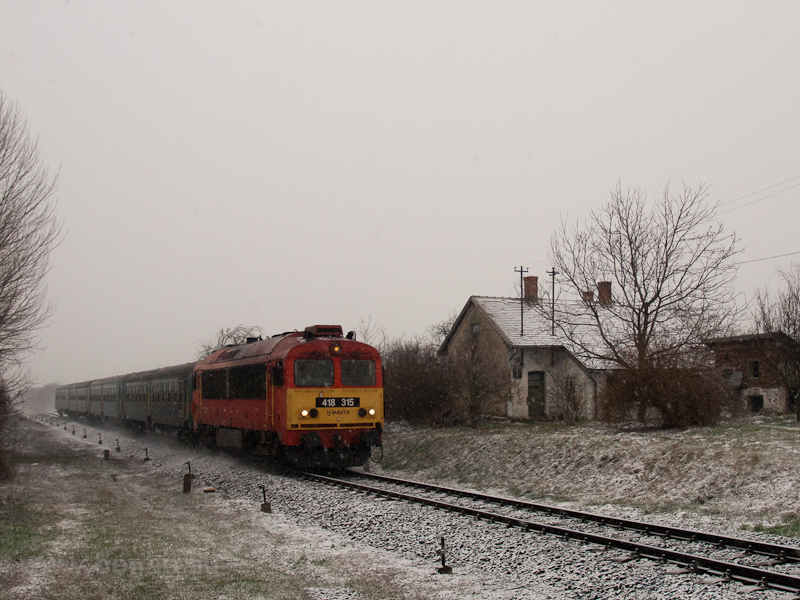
582, 290, 594, 303
523, 276, 538, 303
597, 281, 612, 306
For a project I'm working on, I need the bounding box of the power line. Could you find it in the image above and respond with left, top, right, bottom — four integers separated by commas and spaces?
719, 174, 800, 207
523, 249, 800, 271
738, 250, 800, 265
719, 181, 800, 216
520, 257, 550, 268
521, 176, 800, 271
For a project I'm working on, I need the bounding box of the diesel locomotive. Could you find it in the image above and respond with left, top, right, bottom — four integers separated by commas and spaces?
55, 325, 384, 469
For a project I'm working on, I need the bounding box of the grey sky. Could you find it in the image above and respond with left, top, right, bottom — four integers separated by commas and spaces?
2, 1, 799, 384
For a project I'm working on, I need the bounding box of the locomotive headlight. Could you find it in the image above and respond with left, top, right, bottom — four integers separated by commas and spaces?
368, 408, 376, 416
300, 409, 309, 418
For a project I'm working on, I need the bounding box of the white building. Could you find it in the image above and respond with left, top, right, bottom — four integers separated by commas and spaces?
439, 279, 615, 421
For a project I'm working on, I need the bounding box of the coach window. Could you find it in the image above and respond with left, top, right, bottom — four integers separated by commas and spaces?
294, 359, 334, 387
341, 359, 376, 386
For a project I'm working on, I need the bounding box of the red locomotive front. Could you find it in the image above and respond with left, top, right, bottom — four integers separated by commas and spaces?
191, 325, 383, 468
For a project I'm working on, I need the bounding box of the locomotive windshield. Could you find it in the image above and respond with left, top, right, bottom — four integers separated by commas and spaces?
294, 359, 334, 387
341, 359, 376, 386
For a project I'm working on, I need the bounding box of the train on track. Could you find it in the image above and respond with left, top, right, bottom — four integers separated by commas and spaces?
55, 325, 384, 469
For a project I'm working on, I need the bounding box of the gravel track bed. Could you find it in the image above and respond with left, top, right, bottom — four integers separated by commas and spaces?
330, 474, 800, 577
44, 418, 800, 600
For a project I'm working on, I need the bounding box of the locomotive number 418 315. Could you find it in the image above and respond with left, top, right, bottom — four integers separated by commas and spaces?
316, 397, 360, 408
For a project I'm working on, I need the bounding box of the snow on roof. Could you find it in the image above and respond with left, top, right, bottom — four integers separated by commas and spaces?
473, 296, 560, 347
469, 296, 615, 370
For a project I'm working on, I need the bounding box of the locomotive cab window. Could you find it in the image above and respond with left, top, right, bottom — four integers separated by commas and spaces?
341, 359, 376, 386
294, 359, 334, 387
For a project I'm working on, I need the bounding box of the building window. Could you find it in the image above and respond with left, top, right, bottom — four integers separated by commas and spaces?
748, 360, 760, 379
471, 323, 480, 335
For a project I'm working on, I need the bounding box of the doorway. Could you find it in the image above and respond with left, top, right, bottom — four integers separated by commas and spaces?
527, 371, 546, 418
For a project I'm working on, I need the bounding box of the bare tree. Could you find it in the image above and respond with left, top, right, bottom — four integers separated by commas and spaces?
355, 315, 387, 352
382, 335, 455, 425
382, 311, 508, 426
427, 310, 458, 348
551, 182, 740, 369
195, 325, 264, 360
550, 182, 740, 426
753, 262, 800, 421
546, 367, 586, 425
0, 91, 61, 478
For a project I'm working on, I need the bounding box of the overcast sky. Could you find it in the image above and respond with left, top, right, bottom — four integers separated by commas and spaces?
2, 1, 799, 384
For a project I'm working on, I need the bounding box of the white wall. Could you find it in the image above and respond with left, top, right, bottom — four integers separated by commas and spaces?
508, 347, 597, 420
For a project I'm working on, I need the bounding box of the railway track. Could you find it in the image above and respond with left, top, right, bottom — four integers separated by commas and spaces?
302, 470, 800, 595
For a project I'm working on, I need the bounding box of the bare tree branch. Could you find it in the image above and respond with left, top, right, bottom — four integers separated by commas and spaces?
426, 310, 458, 347
355, 315, 387, 352
550, 182, 741, 370
753, 262, 800, 421
195, 325, 264, 360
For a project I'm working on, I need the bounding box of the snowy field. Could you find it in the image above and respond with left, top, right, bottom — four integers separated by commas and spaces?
4, 415, 800, 599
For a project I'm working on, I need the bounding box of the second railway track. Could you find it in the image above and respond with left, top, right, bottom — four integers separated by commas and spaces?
303, 470, 800, 595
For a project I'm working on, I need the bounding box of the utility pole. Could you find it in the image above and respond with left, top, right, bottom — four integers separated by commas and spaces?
515, 265, 528, 337
547, 267, 559, 336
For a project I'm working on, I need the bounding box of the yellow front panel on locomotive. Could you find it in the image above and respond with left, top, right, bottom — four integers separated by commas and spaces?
286, 388, 384, 429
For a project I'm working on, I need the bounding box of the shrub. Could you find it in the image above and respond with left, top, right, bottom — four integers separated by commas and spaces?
600, 366, 729, 428
382, 338, 456, 425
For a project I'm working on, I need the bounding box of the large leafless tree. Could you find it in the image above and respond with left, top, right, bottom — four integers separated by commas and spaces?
0, 92, 61, 477
753, 262, 800, 421
550, 182, 740, 370
0, 93, 60, 373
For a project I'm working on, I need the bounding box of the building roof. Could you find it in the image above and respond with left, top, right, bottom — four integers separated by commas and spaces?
442, 295, 615, 370
704, 332, 793, 346
473, 296, 561, 347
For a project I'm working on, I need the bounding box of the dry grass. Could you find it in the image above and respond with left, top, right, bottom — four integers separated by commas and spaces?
0, 418, 440, 600
0, 439, 307, 599
376, 416, 800, 530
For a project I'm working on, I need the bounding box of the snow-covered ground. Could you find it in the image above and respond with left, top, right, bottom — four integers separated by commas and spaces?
375, 417, 800, 533
8, 414, 800, 599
